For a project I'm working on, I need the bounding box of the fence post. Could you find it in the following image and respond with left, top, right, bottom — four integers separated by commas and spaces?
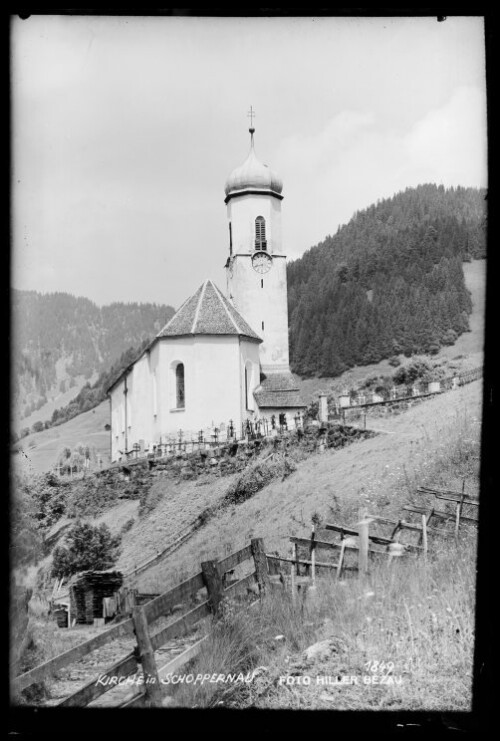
290, 543, 297, 606
319, 394, 328, 424
251, 538, 270, 596
358, 510, 369, 578
131, 605, 163, 707
336, 538, 346, 580
310, 526, 316, 589
421, 514, 428, 558
455, 497, 464, 538
201, 559, 224, 616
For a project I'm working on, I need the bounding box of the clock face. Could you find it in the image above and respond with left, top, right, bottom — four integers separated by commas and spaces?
252, 251, 273, 274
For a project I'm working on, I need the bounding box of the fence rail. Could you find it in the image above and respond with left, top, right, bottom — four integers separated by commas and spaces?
13, 539, 267, 707
334, 365, 483, 413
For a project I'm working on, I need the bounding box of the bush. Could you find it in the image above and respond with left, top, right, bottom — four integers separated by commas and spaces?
393, 359, 432, 386
388, 355, 401, 367
120, 518, 136, 535
51, 521, 121, 579
17, 472, 68, 532
442, 329, 458, 346
223, 453, 296, 507
65, 477, 120, 518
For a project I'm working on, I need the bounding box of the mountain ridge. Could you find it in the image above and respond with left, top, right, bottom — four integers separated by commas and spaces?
287, 183, 486, 377
12, 290, 175, 425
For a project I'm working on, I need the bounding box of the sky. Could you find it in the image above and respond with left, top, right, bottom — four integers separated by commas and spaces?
11, 14, 487, 310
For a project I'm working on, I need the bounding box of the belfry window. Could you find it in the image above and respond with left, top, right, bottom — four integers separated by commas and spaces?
255, 216, 267, 251
175, 363, 185, 409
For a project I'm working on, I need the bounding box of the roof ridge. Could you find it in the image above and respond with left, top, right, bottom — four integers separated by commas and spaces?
211, 281, 242, 334
191, 279, 208, 334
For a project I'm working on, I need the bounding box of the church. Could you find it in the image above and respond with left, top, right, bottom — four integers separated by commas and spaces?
108, 122, 305, 462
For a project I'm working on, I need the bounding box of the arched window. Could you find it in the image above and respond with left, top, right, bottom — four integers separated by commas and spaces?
255, 216, 267, 251
175, 363, 185, 409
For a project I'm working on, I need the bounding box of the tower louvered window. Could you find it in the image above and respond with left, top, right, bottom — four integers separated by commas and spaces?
255, 216, 267, 251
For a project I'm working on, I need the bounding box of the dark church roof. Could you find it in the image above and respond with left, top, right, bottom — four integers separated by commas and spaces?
157, 279, 262, 342
253, 371, 306, 409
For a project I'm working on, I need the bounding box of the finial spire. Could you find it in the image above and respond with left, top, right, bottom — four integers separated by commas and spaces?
247, 106, 256, 147
247, 105, 256, 129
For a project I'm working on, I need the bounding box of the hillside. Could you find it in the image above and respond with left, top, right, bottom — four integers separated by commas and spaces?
287, 184, 486, 377
12, 291, 175, 427
298, 258, 485, 404
12, 401, 110, 478
13, 379, 481, 712
53, 379, 480, 599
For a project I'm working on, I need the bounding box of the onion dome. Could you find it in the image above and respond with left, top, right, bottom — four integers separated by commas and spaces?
224, 129, 283, 202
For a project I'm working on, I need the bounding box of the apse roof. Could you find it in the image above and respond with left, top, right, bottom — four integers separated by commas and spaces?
157, 279, 261, 341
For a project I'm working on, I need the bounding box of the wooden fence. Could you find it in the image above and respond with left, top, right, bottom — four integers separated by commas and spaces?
267, 484, 479, 600
335, 365, 483, 414
13, 539, 269, 708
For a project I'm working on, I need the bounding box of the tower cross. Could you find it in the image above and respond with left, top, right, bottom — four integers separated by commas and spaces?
247, 106, 256, 128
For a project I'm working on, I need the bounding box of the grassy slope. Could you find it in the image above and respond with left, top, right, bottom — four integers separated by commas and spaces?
16, 374, 88, 435
130, 379, 481, 594
13, 401, 111, 478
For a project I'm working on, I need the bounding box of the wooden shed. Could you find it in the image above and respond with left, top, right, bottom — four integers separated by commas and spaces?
69, 570, 123, 625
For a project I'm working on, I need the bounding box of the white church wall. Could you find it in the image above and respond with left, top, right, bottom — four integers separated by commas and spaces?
227, 193, 282, 255
110, 378, 126, 462
157, 335, 245, 439
127, 351, 153, 450
239, 339, 261, 417
148, 343, 161, 440
110, 336, 252, 461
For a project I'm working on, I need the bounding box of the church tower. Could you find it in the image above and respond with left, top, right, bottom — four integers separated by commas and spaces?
224, 121, 289, 375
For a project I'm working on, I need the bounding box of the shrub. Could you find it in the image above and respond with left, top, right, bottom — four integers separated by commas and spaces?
65, 477, 119, 518
393, 359, 432, 386
51, 521, 121, 578
388, 355, 401, 367
304, 400, 319, 422
120, 517, 136, 535
442, 329, 458, 345
223, 453, 296, 507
